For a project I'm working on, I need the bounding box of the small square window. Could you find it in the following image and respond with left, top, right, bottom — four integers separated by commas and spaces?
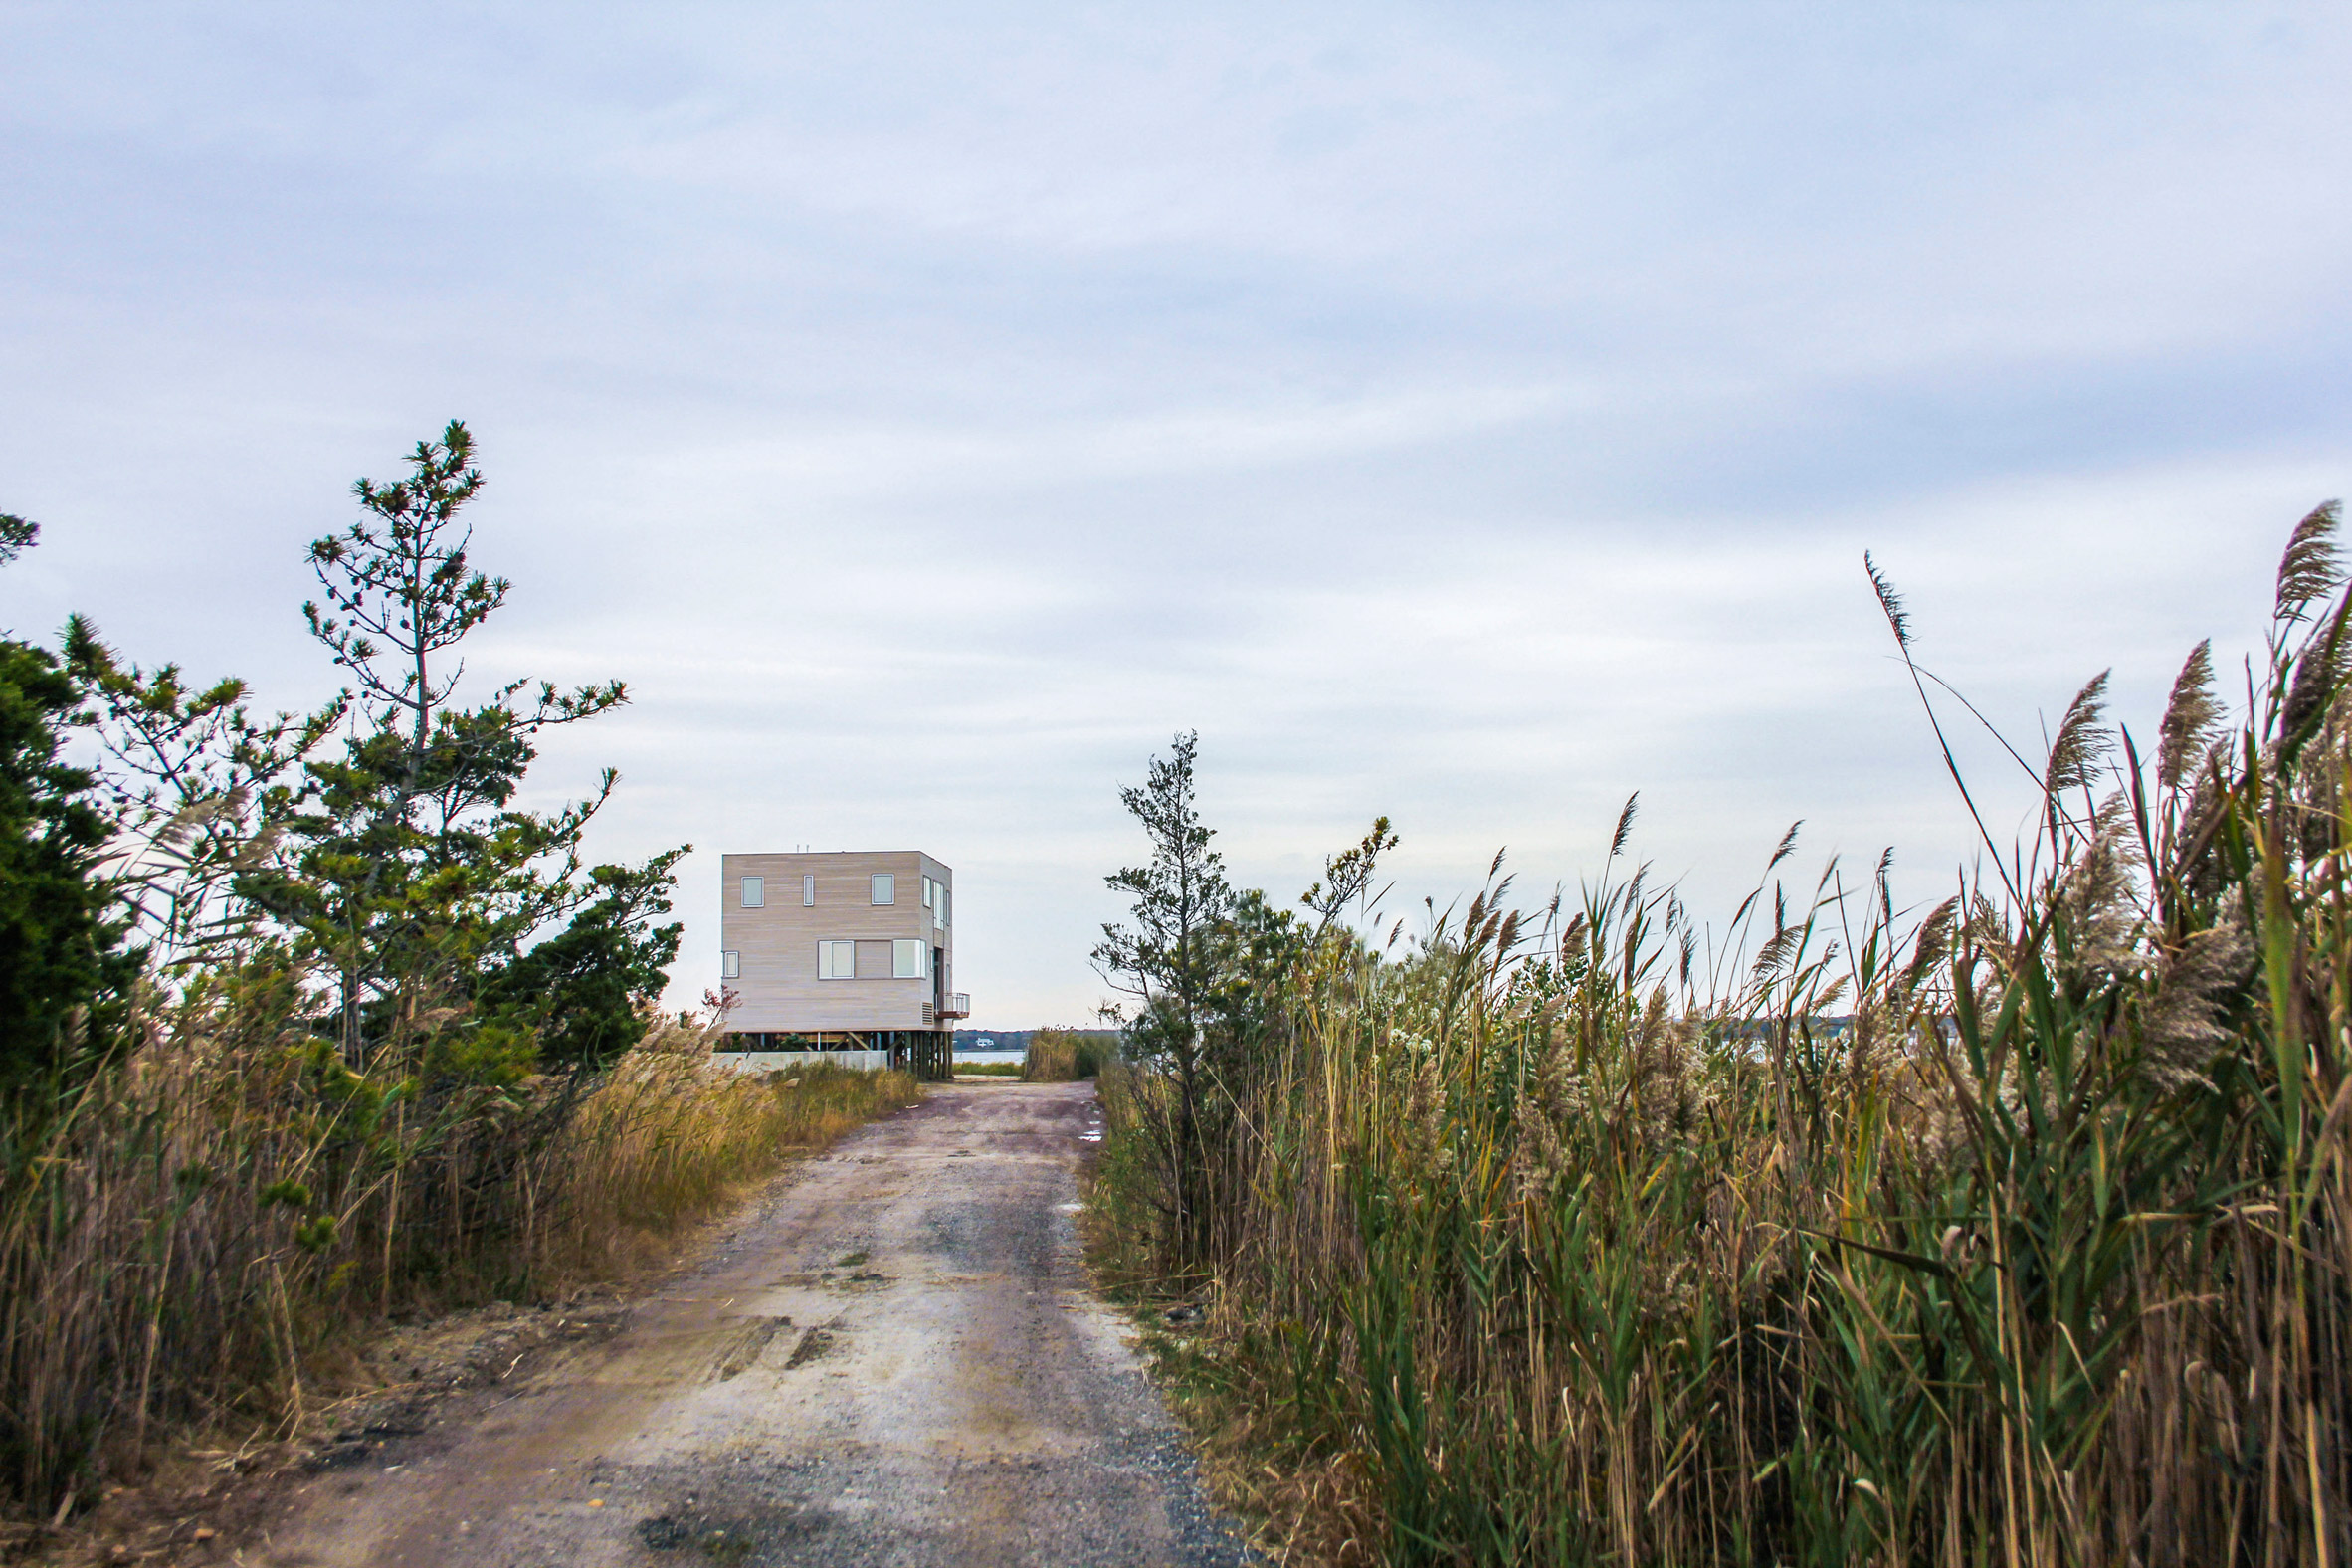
802, 874, 816, 906
819, 940, 856, 980
871, 873, 894, 905
721, 950, 740, 980
892, 938, 926, 978
741, 876, 764, 908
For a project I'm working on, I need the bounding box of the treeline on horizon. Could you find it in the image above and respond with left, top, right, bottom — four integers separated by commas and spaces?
1088, 508, 2351, 1565
0, 425, 880, 1524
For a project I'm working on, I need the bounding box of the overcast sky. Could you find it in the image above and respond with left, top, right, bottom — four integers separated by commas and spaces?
4, 4, 2348, 1025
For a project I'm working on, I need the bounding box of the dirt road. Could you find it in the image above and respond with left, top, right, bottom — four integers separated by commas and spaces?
260, 1081, 1247, 1568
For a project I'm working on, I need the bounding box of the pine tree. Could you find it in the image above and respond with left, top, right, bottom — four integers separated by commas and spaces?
0, 514, 136, 1091
246, 422, 681, 1074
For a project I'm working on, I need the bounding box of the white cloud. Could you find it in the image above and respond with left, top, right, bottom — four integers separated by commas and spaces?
1, 1, 2347, 1025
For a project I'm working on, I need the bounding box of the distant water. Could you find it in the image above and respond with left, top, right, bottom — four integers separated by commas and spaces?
954, 1050, 1026, 1068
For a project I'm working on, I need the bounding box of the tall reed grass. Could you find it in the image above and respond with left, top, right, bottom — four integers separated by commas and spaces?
1096, 506, 2352, 1565
0, 995, 915, 1518
1025, 1028, 1109, 1081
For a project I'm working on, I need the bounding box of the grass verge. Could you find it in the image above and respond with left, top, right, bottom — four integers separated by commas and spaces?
0, 1009, 918, 1541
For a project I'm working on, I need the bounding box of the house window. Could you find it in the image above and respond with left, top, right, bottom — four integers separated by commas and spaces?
892, 938, 926, 978
721, 950, 740, 979
802, 874, 816, 906
871, 874, 894, 905
742, 876, 764, 908
939, 886, 949, 928
921, 876, 934, 908
819, 940, 857, 980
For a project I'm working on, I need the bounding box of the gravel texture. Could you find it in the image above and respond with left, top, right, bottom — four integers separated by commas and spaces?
256, 1081, 1251, 1568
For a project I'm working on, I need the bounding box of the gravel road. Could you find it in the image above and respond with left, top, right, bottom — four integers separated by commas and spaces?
260, 1081, 1249, 1568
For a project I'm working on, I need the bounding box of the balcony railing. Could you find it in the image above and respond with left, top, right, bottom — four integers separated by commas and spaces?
939, 993, 971, 1019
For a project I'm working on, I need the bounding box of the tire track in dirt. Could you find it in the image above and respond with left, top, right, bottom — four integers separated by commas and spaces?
257, 1081, 1247, 1568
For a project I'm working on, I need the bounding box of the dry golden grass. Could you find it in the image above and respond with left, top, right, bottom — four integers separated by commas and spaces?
531, 1031, 920, 1282
1022, 1028, 1108, 1081
0, 1005, 917, 1521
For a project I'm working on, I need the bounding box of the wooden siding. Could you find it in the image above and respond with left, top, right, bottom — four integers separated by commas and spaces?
718, 850, 954, 1034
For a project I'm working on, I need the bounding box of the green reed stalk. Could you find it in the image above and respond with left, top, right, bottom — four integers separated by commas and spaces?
1093, 503, 2352, 1565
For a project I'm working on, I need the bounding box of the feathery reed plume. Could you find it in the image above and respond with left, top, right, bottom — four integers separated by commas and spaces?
2158, 639, 2221, 789
2139, 911, 2252, 1087
2273, 498, 2342, 621
2043, 669, 2113, 797
1865, 550, 1911, 649
2279, 591, 2352, 744
1903, 892, 1959, 989
1609, 793, 1639, 859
